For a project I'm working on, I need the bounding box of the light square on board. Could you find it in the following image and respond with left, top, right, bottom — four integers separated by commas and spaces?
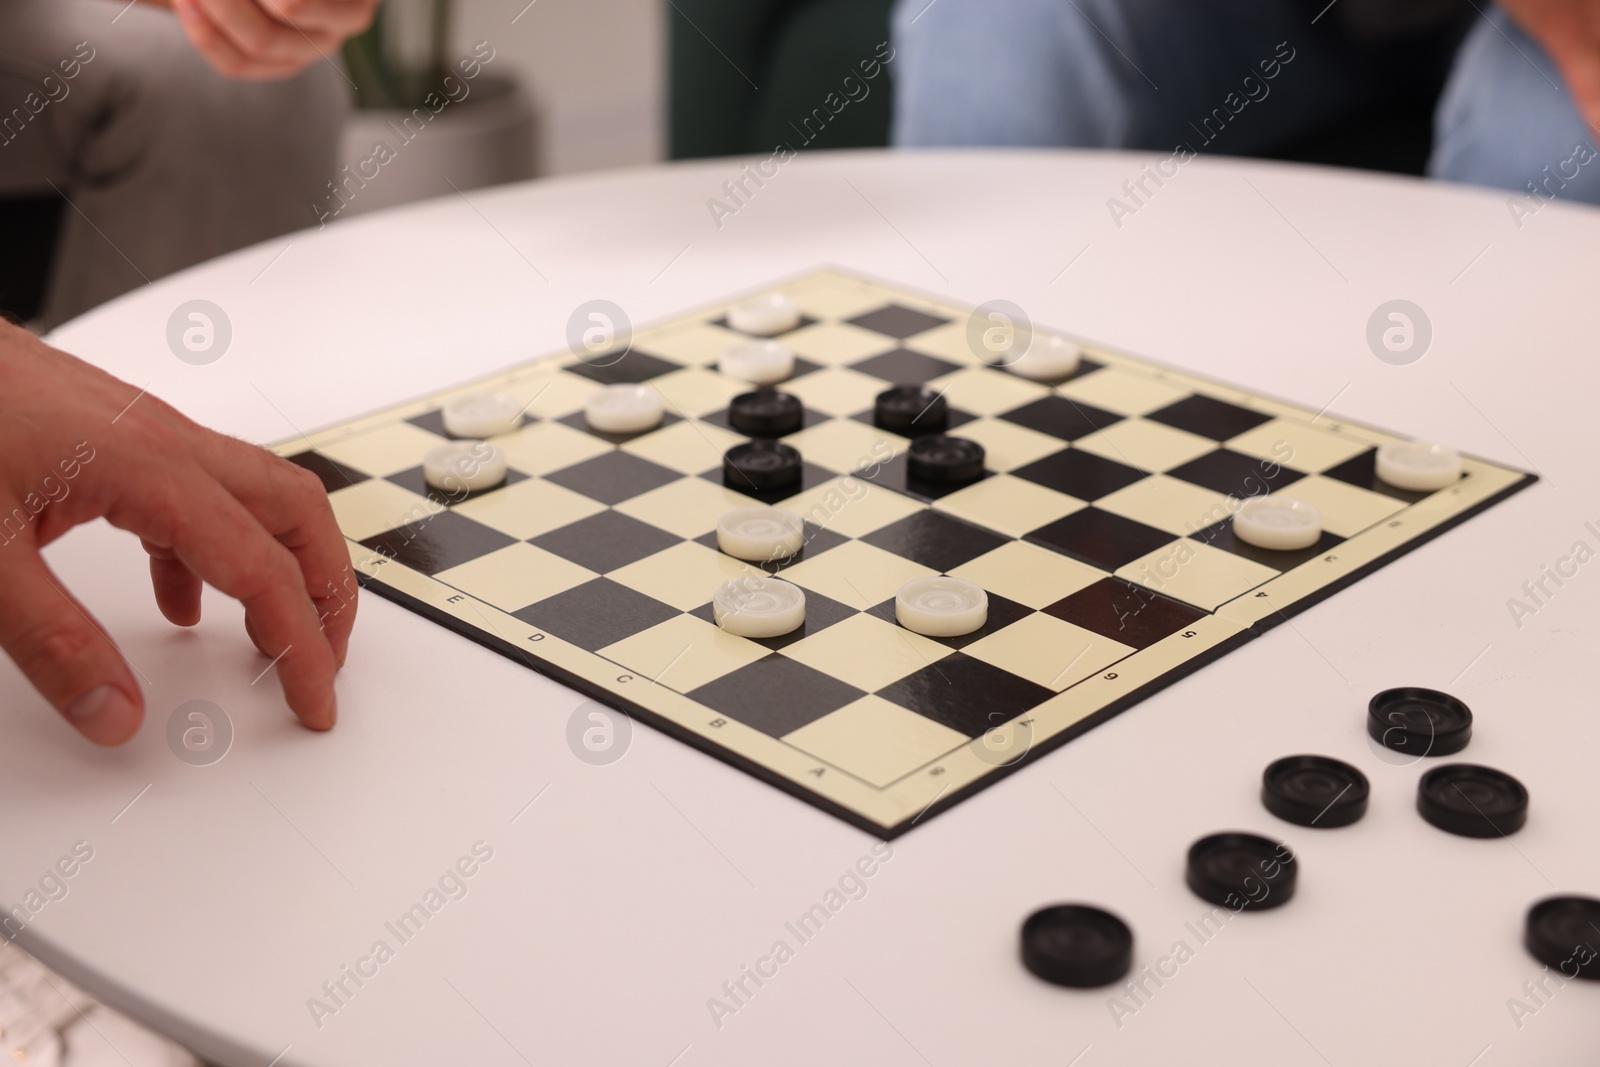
621, 419, 746, 476
631, 321, 748, 367
782, 366, 898, 417
434, 542, 597, 613
780, 476, 926, 538
1226, 417, 1370, 475
962, 612, 1134, 692
613, 476, 758, 539
1057, 366, 1190, 416
927, 365, 1052, 416
495, 421, 613, 477
328, 479, 442, 542
947, 418, 1067, 472
1272, 473, 1408, 537
898, 320, 982, 366
452, 478, 607, 540
650, 366, 751, 419
781, 613, 951, 694
947, 540, 1106, 609
607, 541, 758, 611
788, 280, 900, 322
514, 367, 603, 418
780, 540, 938, 610
1072, 418, 1217, 474
1095, 474, 1238, 538
599, 614, 768, 693
783, 695, 968, 789
1114, 538, 1278, 611
317, 421, 448, 478
932, 474, 1085, 539
782, 321, 899, 366
783, 418, 903, 476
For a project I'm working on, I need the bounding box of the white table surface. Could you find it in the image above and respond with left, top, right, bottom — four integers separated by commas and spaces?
8, 149, 1598, 1066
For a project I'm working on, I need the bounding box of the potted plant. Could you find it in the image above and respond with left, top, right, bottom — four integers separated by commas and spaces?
324, 0, 538, 223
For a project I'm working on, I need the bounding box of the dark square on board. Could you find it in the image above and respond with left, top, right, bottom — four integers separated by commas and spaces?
860, 510, 1010, 572
1011, 448, 1146, 501
358, 510, 518, 576
688, 656, 865, 736
1192, 516, 1345, 572
557, 408, 683, 446
406, 409, 534, 440
1026, 507, 1177, 571
848, 347, 964, 384
1320, 449, 1435, 504
688, 588, 857, 651
545, 451, 684, 506
846, 304, 949, 340
387, 465, 530, 507
692, 522, 849, 574
855, 451, 991, 502
877, 652, 1054, 737
512, 578, 680, 652
532, 510, 682, 574
1166, 448, 1303, 498
1145, 394, 1273, 440
563, 349, 681, 386
703, 461, 837, 503
1044, 577, 1208, 650
286, 451, 369, 494
999, 395, 1123, 441
866, 592, 1034, 651
710, 313, 818, 337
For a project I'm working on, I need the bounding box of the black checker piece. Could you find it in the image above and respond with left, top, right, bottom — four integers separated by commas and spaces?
1027, 507, 1176, 571
287, 451, 369, 494
1321, 449, 1433, 504
1145, 395, 1272, 440
1044, 578, 1207, 650
545, 451, 683, 506
513, 578, 679, 652
1193, 516, 1343, 572
359, 510, 518, 576
704, 460, 835, 503
856, 450, 990, 502
688, 588, 856, 651
689, 656, 865, 736
846, 304, 949, 339
1012, 449, 1146, 501
861, 510, 1009, 572
1000, 396, 1123, 441
564, 349, 681, 386
849, 348, 963, 384
1166, 449, 1303, 498
532, 510, 680, 574
877, 652, 1054, 737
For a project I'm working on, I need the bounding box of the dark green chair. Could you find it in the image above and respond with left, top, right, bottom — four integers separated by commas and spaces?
666, 0, 1461, 176
668, 0, 896, 159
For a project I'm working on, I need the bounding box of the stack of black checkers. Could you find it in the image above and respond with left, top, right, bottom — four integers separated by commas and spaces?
1020, 686, 1583, 990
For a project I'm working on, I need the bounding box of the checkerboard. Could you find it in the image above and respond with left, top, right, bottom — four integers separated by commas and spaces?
273, 270, 1535, 837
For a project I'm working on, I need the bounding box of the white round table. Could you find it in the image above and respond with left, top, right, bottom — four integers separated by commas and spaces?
10, 150, 1598, 1066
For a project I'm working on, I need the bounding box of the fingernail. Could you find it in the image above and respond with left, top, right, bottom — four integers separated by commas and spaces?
67, 685, 138, 744
324, 692, 338, 729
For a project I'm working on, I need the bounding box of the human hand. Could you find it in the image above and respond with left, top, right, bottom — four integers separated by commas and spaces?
1497, 0, 1600, 136
0, 320, 356, 745
162, 0, 380, 80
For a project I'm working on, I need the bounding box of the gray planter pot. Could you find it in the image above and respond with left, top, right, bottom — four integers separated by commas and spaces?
331, 74, 538, 220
